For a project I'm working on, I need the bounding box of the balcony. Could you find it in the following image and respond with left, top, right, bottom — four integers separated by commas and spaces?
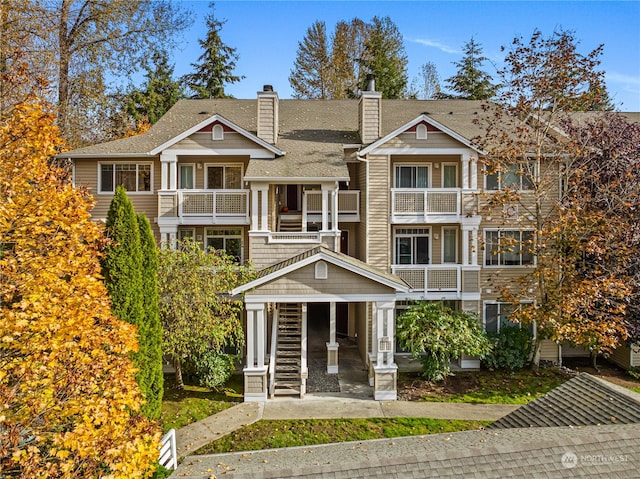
158, 189, 250, 225
392, 264, 480, 299
391, 188, 472, 223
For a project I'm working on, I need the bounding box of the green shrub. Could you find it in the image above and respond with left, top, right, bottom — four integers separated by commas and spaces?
184, 351, 236, 390
483, 326, 533, 370
628, 366, 640, 380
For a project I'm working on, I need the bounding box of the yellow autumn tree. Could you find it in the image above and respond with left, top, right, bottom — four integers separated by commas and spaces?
0, 99, 160, 477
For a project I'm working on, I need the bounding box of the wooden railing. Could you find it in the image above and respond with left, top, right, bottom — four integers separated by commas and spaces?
159, 428, 177, 470
158, 190, 249, 220
304, 190, 360, 215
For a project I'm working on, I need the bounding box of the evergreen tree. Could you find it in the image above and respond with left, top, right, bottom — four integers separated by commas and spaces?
289, 20, 330, 99
182, 4, 244, 99
445, 37, 498, 100
102, 187, 152, 416
327, 19, 368, 99
359, 16, 408, 99
137, 213, 164, 420
125, 49, 184, 125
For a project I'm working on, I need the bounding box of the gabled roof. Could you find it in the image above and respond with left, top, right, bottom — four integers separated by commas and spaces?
231, 246, 409, 296
489, 373, 640, 429
359, 113, 485, 156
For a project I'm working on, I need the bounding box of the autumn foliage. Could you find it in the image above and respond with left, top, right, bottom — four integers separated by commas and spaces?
0, 100, 160, 477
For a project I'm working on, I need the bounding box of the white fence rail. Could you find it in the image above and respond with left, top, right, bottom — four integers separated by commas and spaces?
159, 428, 178, 471
392, 189, 460, 216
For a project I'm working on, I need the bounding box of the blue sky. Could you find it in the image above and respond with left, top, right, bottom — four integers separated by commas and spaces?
168, 1, 640, 110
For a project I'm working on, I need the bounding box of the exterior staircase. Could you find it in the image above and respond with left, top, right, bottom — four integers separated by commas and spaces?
277, 214, 302, 232
272, 303, 304, 397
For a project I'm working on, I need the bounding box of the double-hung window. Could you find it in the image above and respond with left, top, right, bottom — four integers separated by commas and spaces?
205, 228, 243, 262
179, 164, 195, 189
99, 163, 152, 193
484, 301, 535, 336
485, 229, 534, 266
394, 228, 430, 265
395, 165, 429, 188
485, 164, 534, 191
206, 165, 242, 189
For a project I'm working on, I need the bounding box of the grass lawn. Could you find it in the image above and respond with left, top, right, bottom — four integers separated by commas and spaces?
194, 417, 491, 455
159, 373, 243, 432
398, 367, 571, 404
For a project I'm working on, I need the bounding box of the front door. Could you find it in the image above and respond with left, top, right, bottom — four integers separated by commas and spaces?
287, 185, 299, 211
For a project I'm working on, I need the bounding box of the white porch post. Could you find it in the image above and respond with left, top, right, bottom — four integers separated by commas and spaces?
331, 183, 339, 232
244, 302, 268, 402
461, 226, 470, 266
373, 300, 398, 401
461, 153, 470, 190
302, 193, 308, 232
159, 226, 178, 249
471, 226, 479, 266
160, 152, 177, 190
250, 187, 259, 232
301, 303, 308, 396
260, 186, 269, 232
470, 156, 478, 190
321, 184, 329, 232
326, 302, 339, 374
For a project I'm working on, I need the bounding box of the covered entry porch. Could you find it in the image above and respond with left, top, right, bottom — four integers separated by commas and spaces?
231, 247, 409, 402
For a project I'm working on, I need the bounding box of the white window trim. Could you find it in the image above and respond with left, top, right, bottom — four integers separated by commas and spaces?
484, 163, 536, 192
178, 228, 196, 241
441, 162, 458, 188
483, 300, 536, 339
178, 163, 196, 190
393, 227, 431, 265
97, 161, 154, 194
393, 162, 432, 188
205, 228, 244, 263
441, 226, 458, 264
205, 163, 245, 190
212, 124, 224, 141
483, 228, 536, 268
416, 124, 428, 140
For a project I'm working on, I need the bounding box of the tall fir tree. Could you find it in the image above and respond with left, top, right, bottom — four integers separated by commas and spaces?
103, 186, 157, 418
125, 49, 184, 125
289, 20, 330, 99
359, 16, 408, 99
182, 4, 244, 99
137, 213, 164, 420
445, 37, 498, 100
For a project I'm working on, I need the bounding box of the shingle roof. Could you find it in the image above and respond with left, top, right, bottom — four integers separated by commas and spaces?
174, 423, 640, 478
489, 373, 640, 429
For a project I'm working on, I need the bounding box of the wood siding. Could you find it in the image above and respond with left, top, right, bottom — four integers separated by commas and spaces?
367, 154, 390, 270
384, 132, 466, 150
539, 340, 560, 363
250, 262, 396, 296
359, 95, 380, 144
169, 132, 258, 151
248, 235, 336, 269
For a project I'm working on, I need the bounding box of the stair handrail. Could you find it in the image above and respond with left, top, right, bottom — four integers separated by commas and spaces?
268, 306, 278, 396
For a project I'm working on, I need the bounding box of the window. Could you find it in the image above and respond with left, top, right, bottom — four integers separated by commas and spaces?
206, 165, 242, 189
416, 124, 428, 140
395, 165, 429, 188
179, 164, 195, 189
442, 164, 458, 188
442, 227, 457, 263
99, 163, 151, 193
484, 301, 535, 336
178, 229, 195, 241
394, 228, 429, 265
315, 261, 328, 280
206, 228, 242, 262
485, 164, 534, 190
485, 229, 534, 266
212, 124, 224, 140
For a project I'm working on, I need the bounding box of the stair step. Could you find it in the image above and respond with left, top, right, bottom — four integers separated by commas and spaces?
276, 366, 301, 372
273, 388, 300, 396
278, 358, 300, 364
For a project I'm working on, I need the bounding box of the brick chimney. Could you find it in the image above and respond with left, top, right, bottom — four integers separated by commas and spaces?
257, 85, 279, 144
358, 74, 382, 144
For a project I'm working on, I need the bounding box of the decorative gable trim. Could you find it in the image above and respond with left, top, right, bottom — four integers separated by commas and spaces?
149, 114, 284, 157
358, 114, 485, 156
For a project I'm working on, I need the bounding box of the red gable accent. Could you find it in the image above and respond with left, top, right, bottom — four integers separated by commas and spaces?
198, 121, 234, 133
405, 121, 441, 133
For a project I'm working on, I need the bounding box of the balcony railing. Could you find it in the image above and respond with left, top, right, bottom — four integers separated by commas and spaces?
392, 264, 480, 294
392, 188, 461, 216
305, 190, 360, 215
158, 190, 249, 223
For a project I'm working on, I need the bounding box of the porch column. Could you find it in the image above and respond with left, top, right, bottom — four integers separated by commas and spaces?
160, 152, 177, 190
461, 153, 470, 190
461, 226, 470, 266
159, 226, 178, 249
373, 300, 398, 401
321, 184, 330, 232
244, 302, 268, 402
260, 186, 269, 232
301, 303, 308, 396
250, 187, 259, 231
470, 156, 478, 190
331, 183, 339, 232
471, 226, 479, 266
326, 302, 339, 374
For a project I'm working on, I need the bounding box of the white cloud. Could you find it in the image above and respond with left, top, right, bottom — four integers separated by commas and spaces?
410, 38, 460, 55
606, 72, 640, 87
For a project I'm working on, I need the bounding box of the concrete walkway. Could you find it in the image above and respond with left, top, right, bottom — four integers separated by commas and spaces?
175, 395, 519, 459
